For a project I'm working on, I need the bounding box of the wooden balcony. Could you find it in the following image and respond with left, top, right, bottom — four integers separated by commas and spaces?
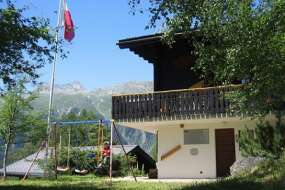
112, 86, 241, 123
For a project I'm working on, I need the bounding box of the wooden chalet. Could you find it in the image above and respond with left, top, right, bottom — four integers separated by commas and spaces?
112, 33, 260, 179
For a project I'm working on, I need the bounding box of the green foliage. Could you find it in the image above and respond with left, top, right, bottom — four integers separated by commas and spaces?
0, 81, 44, 178
194, 0, 285, 117
0, 82, 37, 145
238, 120, 285, 159
129, 0, 205, 30
132, 161, 146, 177
112, 154, 137, 177
234, 151, 285, 185
251, 154, 285, 181
37, 158, 56, 179
0, 2, 65, 89
59, 109, 110, 147
27, 112, 47, 145
4, 111, 47, 168
58, 148, 97, 171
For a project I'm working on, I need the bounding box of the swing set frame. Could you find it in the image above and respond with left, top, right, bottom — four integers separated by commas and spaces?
23, 119, 137, 183
56, 119, 105, 173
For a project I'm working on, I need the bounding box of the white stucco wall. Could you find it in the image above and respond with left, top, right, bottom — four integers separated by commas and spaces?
119, 116, 277, 179
156, 119, 258, 179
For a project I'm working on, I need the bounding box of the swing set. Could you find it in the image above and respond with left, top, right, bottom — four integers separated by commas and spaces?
22, 119, 137, 182
56, 120, 106, 174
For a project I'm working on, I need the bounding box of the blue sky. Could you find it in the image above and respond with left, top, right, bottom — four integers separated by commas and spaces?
13, 0, 160, 90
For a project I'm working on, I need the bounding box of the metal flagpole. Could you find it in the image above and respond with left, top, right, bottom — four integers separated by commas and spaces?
45, 0, 64, 177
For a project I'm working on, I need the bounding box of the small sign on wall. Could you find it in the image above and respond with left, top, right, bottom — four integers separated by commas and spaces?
190, 148, 199, 156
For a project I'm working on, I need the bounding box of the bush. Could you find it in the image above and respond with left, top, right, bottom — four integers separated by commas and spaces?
238, 120, 285, 159
58, 148, 97, 171
111, 154, 134, 176
237, 151, 285, 183
112, 154, 146, 177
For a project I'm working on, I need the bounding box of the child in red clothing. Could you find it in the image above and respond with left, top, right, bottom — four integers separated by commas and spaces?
102, 142, 110, 158
100, 141, 110, 166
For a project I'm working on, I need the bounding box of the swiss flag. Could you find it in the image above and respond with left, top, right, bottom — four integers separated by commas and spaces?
64, 4, 75, 42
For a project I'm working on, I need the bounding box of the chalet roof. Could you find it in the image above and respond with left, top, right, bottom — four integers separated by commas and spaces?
0, 145, 154, 177
117, 32, 193, 64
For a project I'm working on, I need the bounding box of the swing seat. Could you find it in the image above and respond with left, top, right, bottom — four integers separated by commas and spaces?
74, 169, 89, 175
57, 166, 70, 172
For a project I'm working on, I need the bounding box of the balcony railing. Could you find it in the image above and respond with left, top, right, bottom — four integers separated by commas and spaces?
112, 86, 241, 122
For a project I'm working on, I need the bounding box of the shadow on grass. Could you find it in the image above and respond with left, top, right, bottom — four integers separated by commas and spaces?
0, 187, 103, 190
179, 178, 284, 190
0, 184, 108, 190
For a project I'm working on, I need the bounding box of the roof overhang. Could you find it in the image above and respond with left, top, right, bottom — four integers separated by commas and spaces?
117, 33, 194, 64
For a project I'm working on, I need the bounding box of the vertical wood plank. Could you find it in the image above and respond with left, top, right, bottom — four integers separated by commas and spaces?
220, 88, 225, 113
215, 88, 220, 114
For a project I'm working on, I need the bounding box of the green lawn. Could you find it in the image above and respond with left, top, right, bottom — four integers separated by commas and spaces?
0, 175, 283, 190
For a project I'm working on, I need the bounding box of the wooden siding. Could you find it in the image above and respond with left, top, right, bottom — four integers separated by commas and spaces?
154, 55, 201, 91
153, 40, 200, 91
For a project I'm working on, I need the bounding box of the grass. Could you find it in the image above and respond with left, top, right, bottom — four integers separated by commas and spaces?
0, 175, 187, 190
0, 174, 284, 190
1, 155, 285, 190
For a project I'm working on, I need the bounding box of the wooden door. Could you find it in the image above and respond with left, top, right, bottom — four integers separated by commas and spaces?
215, 128, 236, 177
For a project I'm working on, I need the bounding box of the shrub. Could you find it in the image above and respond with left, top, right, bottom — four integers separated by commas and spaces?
238, 120, 285, 159
237, 151, 285, 183
112, 154, 133, 176
58, 147, 97, 171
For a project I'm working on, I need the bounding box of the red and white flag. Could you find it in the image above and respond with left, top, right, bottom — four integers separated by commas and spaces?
62, 0, 75, 42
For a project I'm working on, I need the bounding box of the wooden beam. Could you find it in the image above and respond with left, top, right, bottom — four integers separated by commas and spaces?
161, 145, 182, 161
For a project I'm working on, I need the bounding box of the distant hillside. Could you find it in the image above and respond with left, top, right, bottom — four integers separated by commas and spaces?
32, 81, 155, 153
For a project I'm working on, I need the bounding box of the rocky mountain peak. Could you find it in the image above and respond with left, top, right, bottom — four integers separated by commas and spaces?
38, 81, 87, 94
38, 81, 153, 96
91, 81, 153, 96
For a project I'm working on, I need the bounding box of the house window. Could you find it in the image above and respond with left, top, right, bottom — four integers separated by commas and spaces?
184, 129, 209, 144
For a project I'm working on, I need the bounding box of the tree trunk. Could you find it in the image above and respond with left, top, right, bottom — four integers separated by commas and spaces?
2, 140, 10, 180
